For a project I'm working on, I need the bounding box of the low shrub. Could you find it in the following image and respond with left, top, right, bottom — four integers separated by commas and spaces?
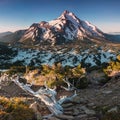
6, 66, 26, 75
76, 77, 89, 89
95, 105, 120, 120
0, 97, 35, 120
68, 76, 89, 89
102, 112, 120, 120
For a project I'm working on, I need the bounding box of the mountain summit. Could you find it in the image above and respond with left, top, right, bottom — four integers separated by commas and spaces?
19, 10, 105, 45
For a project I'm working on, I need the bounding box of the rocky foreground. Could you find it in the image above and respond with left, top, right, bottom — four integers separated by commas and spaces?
47, 74, 120, 120
0, 73, 120, 120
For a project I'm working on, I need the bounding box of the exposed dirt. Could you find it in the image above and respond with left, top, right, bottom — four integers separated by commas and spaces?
0, 73, 120, 120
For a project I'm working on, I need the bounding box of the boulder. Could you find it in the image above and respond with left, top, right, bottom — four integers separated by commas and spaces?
80, 106, 96, 115
108, 106, 118, 113
62, 103, 73, 108
102, 90, 112, 94
71, 96, 87, 104
73, 108, 80, 116
29, 102, 42, 120
56, 114, 74, 120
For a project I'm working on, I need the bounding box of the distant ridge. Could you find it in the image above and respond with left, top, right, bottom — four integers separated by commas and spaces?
0, 10, 120, 45
0, 31, 12, 38
108, 32, 120, 35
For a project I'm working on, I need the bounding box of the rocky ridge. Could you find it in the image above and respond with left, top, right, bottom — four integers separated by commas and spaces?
0, 10, 106, 45
20, 10, 105, 45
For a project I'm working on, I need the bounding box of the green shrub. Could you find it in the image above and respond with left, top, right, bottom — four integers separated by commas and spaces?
103, 57, 120, 76
99, 75, 111, 85
0, 97, 35, 120
41, 64, 87, 89
6, 66, 26, 75
68, 76, 89, 89
76, 77, 89, 89
95, 106, 110, 115
95, 105, 120, 120
102, 112, 120, 120
117, 55, 120, 61
47, 79, 66, 88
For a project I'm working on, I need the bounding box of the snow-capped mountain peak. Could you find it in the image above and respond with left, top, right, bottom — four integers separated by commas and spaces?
20, 10, 105, 45
58, 10, 80, 24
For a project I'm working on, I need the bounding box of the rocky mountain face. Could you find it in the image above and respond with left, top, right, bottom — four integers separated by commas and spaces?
0, 10, 106, 45
20, 10, 105, 45
0, 10, 120, 46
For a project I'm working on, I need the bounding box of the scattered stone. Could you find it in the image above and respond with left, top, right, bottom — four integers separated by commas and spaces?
87, 117, 99, 120
102, 90, 112, 94
49, 117, 61, 120
73, 108, 80, 116
0, 105, 4, 110
56, 114, 74, 120
29, 102, 42, 120
80, 106, 96, 115
107, 106, 118, 113
29, 102, 39, 113
78, 111, 85, 114
87, 102, 95, 107
76, 114, 88, 119
64, 111, 73, 115
62, 103, 73, 108
62, 100, 72, 104
71, 96, 87, 104
64, 107, 73, 111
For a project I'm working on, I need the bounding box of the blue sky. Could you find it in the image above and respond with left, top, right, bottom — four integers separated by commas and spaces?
0, 0, 120, 33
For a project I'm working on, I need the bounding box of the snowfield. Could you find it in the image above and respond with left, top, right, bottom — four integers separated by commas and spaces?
10, 48, 116, 67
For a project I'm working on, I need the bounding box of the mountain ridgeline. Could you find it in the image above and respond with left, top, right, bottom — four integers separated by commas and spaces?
19, 10, 105, 45
0, 10, 113, 46
0, 10, 120, 69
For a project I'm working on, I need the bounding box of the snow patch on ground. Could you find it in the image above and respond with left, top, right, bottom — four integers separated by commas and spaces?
10, 48, 116, 67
